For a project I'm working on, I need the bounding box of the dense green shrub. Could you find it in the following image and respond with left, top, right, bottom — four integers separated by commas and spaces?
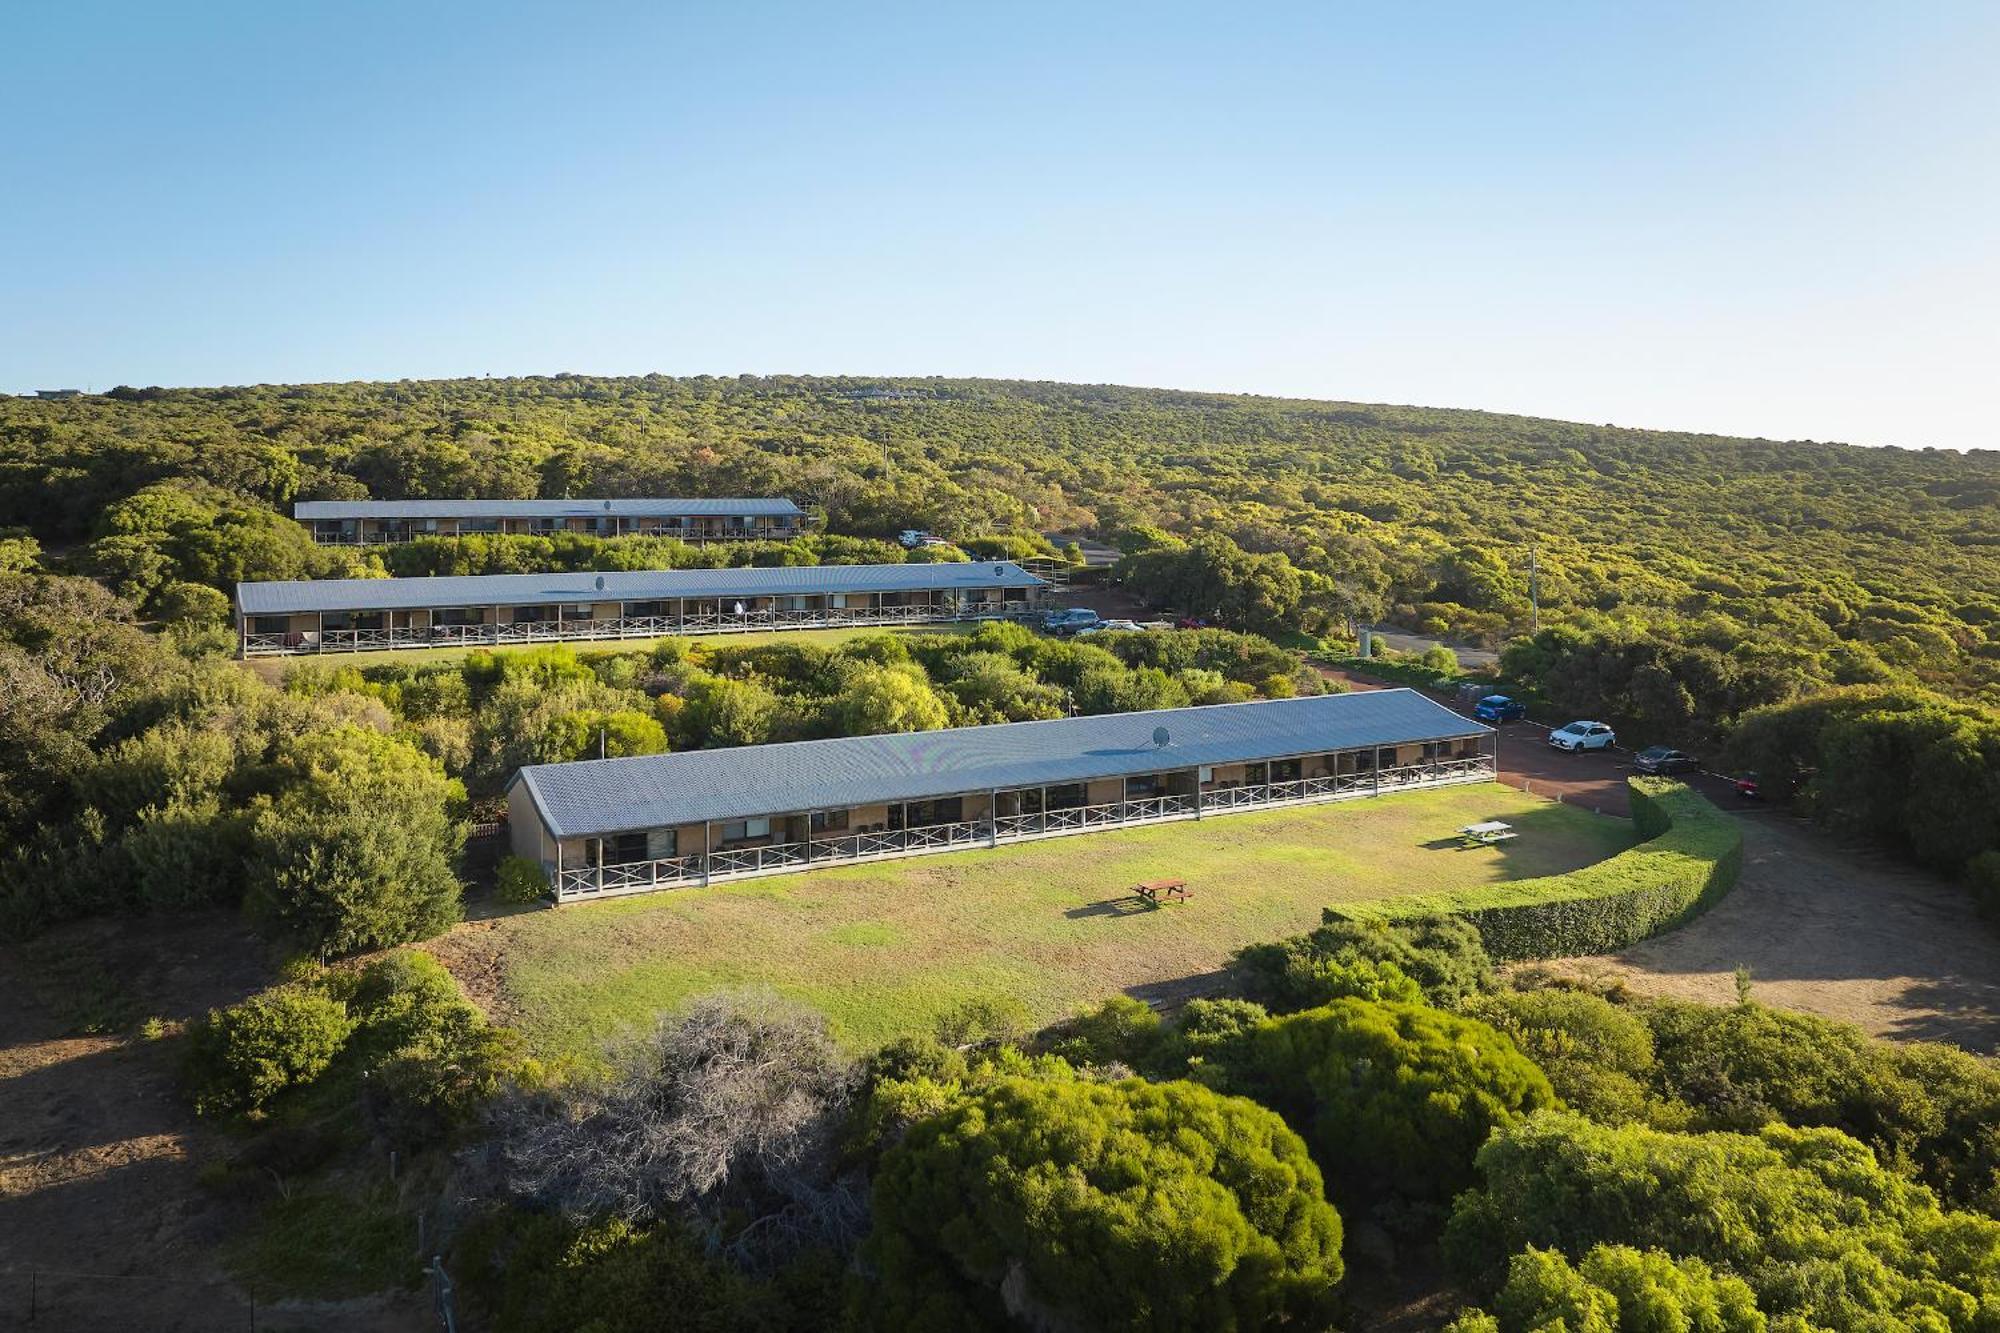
185, 986, 354, 1116
1462, 989, 1683, 1129
1446, 1245, 1764, 1333
1351, 779, 1742, 960
1726, 687, 2000, 882
244, 727, 466, 955
1039, 995, 1165, 1068
496, 855, 550, 904
1446, 1111, 2000, 1329
868, 1077, 1344, 1331
1215, 999, 1558, 1205
1637, 999, 2000, 1216
1233, 914, 1493, 1012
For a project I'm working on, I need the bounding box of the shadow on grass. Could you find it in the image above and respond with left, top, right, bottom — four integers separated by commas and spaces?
1064, 896, 1160, 920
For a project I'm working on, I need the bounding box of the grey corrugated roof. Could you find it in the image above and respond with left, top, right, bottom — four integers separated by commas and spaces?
293, 497, 804, 520
511, 690, 1490, 839
236, 561, 1043, 615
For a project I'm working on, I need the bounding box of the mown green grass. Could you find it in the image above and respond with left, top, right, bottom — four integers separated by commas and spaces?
238, 621, 982, 679
440, 784, 1633, 1058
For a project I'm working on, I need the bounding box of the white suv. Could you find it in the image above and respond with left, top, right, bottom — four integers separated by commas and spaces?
1549, 720, 1616, 752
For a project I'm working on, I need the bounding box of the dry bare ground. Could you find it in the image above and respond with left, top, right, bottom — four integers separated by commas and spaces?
0, 914, 426, 1331
1548, 813, 2000, 1053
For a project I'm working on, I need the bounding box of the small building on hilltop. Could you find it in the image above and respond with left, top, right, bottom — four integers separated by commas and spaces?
292, 497, 807, 545
234, 560, 1046, 656
506, 690, 1497, 903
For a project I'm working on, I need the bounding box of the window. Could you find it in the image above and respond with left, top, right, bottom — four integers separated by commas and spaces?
645, 829, 677, 860
435, 607, 482, 627
1044, 783, 1086, 811
719, 817, 772, 843
1271, 758, 1302, 782
1198, 766, 1214, 783
604, 832, 648, 864
251, 616, 290, 635
563, 603, 595, 621
810, 809, 850, 833
1377, 748, 1399, 769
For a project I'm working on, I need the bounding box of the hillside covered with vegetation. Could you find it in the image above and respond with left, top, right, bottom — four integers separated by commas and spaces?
5, 375, 2000, 1329
4, 375, 1997, 702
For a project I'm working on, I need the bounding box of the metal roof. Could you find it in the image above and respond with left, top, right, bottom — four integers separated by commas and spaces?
293, 497, 804, 520
236, 561, 1044, 615
511, 690, 1490, 839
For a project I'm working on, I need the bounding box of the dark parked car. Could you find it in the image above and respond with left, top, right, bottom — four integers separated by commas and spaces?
1473, 693, 1528, 722
1634, 745, 1699, 775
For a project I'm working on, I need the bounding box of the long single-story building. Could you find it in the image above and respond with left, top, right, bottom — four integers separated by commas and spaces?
293, 497, 806, 545
507, 689, 1497, 903
235, 560, 1046, 656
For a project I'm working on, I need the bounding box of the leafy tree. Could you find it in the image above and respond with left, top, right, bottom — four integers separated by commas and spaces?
1233, 914, 1493, 1013
834, 662, 950, 735
1446, 1245, 1764, 1333
1214, 998, 1558, 1205
1446, 1111, 2000, 1329
868, 1077, 1344, 1332
1463, 989, 1682, 1130
244, 726, 466, 955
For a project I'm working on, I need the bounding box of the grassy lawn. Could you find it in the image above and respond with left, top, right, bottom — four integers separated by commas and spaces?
239, 621, 981, 679
434, 783, 1634, 1058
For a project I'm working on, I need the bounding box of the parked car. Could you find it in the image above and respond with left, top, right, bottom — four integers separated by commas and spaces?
1473, 693, 1528, 722
1077, 618, 1144, 636
1634, 745, 1699, 775
1175, 616, 1212, 630
898, 529, 950, 549
1734, 771, 1762, 799
1548, 720, 1617, 752
1041, 608, 1101, 636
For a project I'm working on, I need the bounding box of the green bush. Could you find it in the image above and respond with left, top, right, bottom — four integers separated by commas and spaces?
1215, 999, 1558, 1205
185, 986, 354, 1116
1040, 995, 1165, 1068
1346, 779, 1742, 960
244, 727, 466, 956
496, 855, 550, 905
1463, 989, 1683, 1130
1446, 1245, 1764, 1333
1445, 1111, 2000, 1328
1637, 998, 2000, 1216
868, 1077, 1344, 1331
1233, 914, 1493, 1012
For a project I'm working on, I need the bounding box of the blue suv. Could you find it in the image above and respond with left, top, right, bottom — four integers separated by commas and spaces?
1473, 694, 1528, 722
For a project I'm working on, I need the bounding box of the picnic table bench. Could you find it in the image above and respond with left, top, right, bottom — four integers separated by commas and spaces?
1458, 820, 1518, 845
1133, 877, 1191, 905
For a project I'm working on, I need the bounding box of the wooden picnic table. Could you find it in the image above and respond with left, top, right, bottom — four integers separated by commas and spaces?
1457, 821, 1517, 845
1133, 877, 1191, 904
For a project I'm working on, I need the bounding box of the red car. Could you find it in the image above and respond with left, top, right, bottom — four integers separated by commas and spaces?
1733, 772, 1761, 799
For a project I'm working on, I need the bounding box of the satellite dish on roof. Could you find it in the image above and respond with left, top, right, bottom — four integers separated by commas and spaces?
993, 563, 1005, 574
594, 575, 606, 591
1152, 726, 1171, 749
603, 499, 613, 511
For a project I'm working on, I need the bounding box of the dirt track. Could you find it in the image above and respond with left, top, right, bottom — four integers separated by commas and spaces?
0, 915, 427, 1330
1330, 669, 2000, 1053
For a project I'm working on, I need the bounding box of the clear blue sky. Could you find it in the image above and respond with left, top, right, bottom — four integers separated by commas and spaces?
5, 2, 1997, 449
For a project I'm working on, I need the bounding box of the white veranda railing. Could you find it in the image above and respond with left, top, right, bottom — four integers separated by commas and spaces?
549, 757, 1494, 902
241, 601, 1036, 656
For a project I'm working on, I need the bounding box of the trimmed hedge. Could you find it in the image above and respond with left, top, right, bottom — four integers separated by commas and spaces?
1337, 779, 1742, 960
